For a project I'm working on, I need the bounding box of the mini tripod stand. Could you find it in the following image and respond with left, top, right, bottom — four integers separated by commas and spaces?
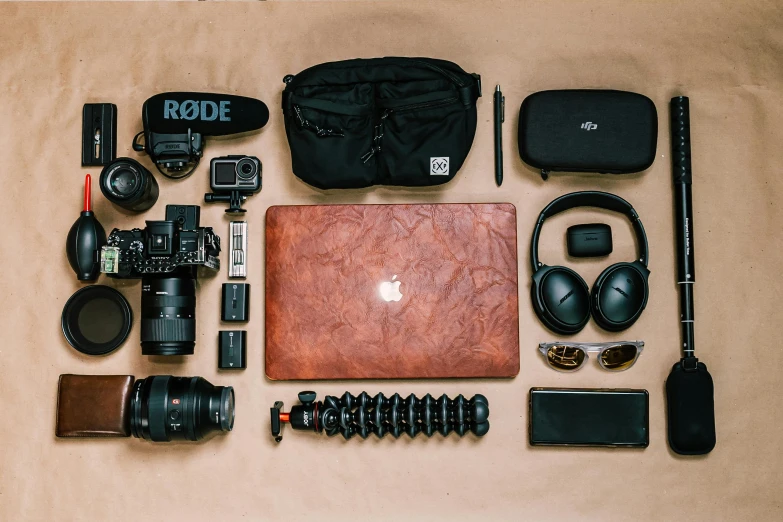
204, 190, 250, 213
271, 391, 489, 442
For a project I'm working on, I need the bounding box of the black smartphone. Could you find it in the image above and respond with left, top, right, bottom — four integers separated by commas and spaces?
529, 388, 649, 447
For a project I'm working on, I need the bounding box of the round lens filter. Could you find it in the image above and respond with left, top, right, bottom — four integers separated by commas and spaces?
61, 285, 133, 356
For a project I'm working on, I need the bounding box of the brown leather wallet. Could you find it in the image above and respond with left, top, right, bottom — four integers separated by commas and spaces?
56, 374, 134, 438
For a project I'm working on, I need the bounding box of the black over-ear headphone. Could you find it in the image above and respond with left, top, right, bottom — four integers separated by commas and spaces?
531, 191, 650, 335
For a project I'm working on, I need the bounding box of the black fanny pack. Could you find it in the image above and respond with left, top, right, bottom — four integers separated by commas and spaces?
282, 57, 482, 189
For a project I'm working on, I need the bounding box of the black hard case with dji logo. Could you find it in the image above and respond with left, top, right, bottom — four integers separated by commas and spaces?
518, 90, 657, 180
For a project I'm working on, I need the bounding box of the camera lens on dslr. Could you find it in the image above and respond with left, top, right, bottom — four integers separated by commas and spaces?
130, 376, 235, 442
100, 158, 159, 212
140, 275, 196, 356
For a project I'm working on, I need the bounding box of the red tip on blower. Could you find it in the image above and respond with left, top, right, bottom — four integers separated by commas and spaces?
84, 174, 92, 212
66, 174, 106, 281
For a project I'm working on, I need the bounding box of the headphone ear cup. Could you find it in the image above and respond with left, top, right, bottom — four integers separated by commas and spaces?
532, 266, 590, 335
591, 262, 650, 331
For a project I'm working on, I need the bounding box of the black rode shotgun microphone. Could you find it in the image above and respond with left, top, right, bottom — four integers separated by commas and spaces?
133, 92, 269, 179
665, 96, 716, 455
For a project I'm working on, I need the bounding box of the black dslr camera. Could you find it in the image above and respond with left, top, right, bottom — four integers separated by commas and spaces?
100, 205, 220, 356
204, 155, 262, 213
100, 205, 220, 278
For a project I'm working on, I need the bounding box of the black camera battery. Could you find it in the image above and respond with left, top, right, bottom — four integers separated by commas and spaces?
221, 283, 249, 322
219, 331, 246, 369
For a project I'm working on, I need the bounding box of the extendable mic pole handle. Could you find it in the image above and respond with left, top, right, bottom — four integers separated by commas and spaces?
671, 96, 696, 358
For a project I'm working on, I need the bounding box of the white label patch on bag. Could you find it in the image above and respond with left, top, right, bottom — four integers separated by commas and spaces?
430, 157, 449, 176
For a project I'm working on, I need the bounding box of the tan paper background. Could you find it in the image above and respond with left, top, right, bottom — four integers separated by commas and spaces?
1, 1, 781, 520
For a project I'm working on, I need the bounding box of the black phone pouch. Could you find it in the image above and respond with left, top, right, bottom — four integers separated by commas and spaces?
518, 90, 657, 180
282, 57, 482, 189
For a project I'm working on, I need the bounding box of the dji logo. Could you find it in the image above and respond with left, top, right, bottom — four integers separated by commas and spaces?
580, 121, 598, 131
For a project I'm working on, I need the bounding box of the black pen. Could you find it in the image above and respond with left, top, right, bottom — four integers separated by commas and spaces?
494, 85, 504, 186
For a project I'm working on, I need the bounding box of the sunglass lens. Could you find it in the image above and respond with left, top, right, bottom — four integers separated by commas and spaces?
600, 345, 639, 371
546, 345, 586, 371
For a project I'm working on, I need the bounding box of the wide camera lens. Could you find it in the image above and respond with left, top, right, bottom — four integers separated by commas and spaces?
111, 169, 137, 195
236, 157, 257, 179
130, 376, 235, 442
100, 158, 159, 212
140, 276, 196, 356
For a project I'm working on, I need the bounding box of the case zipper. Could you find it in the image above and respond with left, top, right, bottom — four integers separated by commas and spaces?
293, 105, 345, 138
361, 96, 459, 163
284, 59, 471, 89
409, 59, 466, 87
381, 96, 458, 113
361, 110, 389, 163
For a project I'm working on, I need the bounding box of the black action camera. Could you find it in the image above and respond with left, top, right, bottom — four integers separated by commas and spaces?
204, 155, 262, 213
99, 205, 220, 356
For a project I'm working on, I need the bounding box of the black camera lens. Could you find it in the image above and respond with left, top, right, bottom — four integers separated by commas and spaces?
110, 169, 137, 195
130, 376, 235, 442
100, 158, 159, 212
140, 275, 196, 356
236, 157, 257, 180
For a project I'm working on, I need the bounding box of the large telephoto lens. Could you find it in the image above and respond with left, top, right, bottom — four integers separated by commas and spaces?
99, 158, 159, 212
141, 275, 196, 356
130, 376, 235, 442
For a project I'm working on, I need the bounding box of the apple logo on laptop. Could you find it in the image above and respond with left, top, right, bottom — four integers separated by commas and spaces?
379, 275, 403, 302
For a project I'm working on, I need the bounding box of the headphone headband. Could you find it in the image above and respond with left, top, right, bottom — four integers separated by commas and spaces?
530, 191, 649, 271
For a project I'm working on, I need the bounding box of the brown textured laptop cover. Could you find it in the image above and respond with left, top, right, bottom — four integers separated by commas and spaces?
265, 203, 519, 380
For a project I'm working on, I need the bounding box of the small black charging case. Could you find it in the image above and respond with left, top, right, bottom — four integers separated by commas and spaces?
518, 90, 657, 180
567, 223, 613, 257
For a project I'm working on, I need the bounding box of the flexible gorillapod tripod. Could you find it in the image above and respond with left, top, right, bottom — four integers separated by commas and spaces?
271, 391, 490, 442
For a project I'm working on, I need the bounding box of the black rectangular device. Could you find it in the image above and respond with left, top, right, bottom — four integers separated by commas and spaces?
219, 330, 247, 369
210, 155, 261, 192
529, 388, 649, 447
165, 204, 200, 230
82, 103, 117, 166
221, 283, 249, 322
567, 223, 613, 257
518, 90, 657, 180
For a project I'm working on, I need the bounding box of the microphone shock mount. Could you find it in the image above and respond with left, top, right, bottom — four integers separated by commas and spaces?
271, 391, 489, 442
